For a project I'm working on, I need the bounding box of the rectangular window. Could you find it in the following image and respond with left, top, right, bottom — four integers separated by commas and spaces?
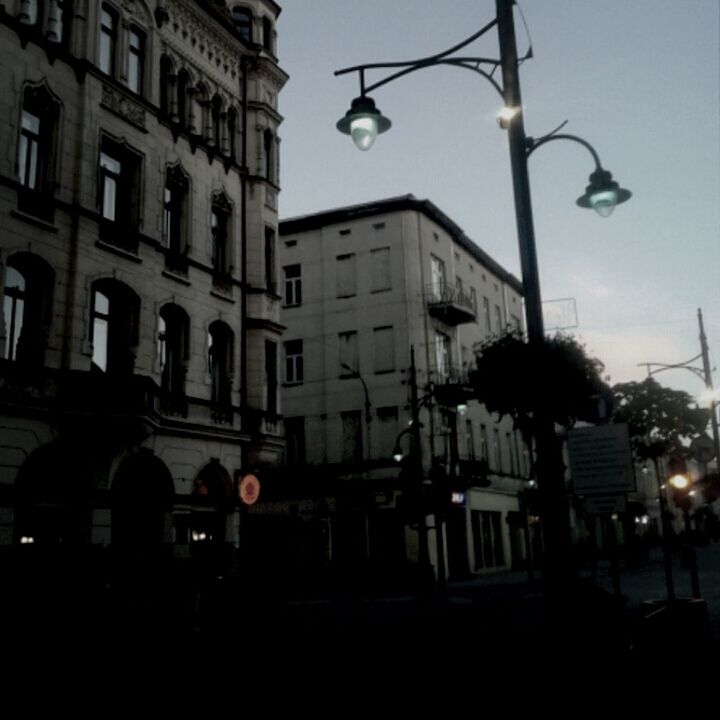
435, 331, 450, 381
211, 205, 230, 277
127, 27, 145, 94
91, 290, 110, 372
265, 340, 277, 415
470, 287, 478, 319
99, 137, 141, 238
18, 111, 40, 190
100, 151, 121, 221
284, 339, 303, 384
483, 296, 491, 332
99, 5, 118, 76
373, 326, 394, 373
495, 304, 503, 334
341, 410, 363, 463
370, 247, 391, 292
336, 254, 356, 298
265, 227, 276, 293
511, 314, 521, 331
283, 264, 302, 307
284, 417, 306, 466
338, 331, 358, 375
430, 255, 445, 299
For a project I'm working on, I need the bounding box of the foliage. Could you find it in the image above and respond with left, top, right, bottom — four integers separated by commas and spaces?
611, 377, 707, 459
469, 330, 611, 441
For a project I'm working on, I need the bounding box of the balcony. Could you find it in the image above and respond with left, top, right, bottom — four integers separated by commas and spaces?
425, 283, 476, 325
431, 366, 475, 407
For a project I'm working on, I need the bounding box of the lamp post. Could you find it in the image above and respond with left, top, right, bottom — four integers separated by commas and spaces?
638, 308, 720, 475
341, 363, 373, 463
335, 0, 630, 597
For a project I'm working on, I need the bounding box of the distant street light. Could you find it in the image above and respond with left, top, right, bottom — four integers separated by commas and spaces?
638, 308, 720, 474
335, 0, 631, 595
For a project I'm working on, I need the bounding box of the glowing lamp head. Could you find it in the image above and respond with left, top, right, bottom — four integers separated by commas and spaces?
668, 473, 690, 491
337, 96, 392, 151
496, 105, 520, 128
577, 168, 631, 217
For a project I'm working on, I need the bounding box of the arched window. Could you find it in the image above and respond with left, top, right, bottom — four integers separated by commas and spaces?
158, 304, 189, 415
90, 279, 139, 375
162, 165, 189, 271
211, 94, 223, 149
232, 7, 253, 43
176, 69, 189, 128
3, 253, 54, 365
208, 320, 233, 422
226, 107, 237, 160
159, 55, 173, 117
211, 192, 232, 285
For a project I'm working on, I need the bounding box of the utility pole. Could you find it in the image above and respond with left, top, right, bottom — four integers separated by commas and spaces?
409, 346, 432, 583
698, 308, 720, 471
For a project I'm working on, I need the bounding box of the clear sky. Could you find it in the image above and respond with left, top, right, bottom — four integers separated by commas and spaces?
276, 0, 720, 404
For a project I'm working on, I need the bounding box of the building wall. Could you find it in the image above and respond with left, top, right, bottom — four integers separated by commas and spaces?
279, 196, 531, 574
0, 1, 287, 560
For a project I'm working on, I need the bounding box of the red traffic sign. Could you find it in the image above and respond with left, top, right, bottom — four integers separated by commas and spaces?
239, 474, 261, 505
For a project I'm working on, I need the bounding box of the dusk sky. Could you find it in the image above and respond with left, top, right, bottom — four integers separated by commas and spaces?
277, 0, 720, 404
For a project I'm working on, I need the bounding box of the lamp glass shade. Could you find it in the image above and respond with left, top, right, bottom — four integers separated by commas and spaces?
588, 188, 619, 217
350, 115, 379, 151
337, 96, 391, 151
577, 168, 631, 216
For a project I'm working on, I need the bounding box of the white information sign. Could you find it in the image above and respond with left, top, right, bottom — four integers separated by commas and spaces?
568, 423, 635, 495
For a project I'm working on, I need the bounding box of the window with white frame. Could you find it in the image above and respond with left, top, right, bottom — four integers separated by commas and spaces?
283, 264, 301, 307
284, 339, 303, 384
99, 4, 118, 76
430, 255, 445, 300
435, 331, 450, 381
17, 84, 60, 218
127, 26, 145, 94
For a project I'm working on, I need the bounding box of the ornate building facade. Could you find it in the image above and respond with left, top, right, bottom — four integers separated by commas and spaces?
0, 0, 287, 591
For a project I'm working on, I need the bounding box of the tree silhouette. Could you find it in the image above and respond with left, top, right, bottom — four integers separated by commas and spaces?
611, 377, 707, 460
469, 330, 611, 452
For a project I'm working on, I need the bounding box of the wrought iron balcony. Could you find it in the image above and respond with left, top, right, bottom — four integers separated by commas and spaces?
425, 283, 476, 325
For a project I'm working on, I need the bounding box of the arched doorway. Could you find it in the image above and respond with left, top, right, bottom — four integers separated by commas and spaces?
13, 439, 93, 546
111, 449, 175, 551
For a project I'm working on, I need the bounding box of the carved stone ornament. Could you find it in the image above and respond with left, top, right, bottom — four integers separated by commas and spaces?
101, 84, 147, 130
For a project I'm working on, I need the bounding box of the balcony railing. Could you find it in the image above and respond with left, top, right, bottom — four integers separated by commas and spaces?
425, 283, 476, 325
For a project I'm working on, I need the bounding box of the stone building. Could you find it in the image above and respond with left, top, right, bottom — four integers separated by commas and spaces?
0, 0, 287, 590
279, 195, 534, 581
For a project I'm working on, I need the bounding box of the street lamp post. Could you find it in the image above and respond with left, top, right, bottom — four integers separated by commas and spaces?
335, 0, 630, 597
341, 363, 373, 463
639, 308, 720, 479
